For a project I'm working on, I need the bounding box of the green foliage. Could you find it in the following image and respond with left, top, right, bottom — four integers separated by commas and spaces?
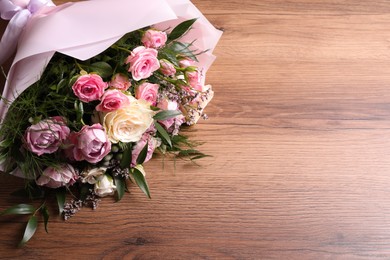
155, 122, 172, 147
56, 188, 66, 215
153, 110, 182, 121
120, 143, 133, 169
0, 204, 35, 216
168, 18, 197, 42
114, 176, 126, 202
132, 165, 151, 198
136, 141, 149, 165
41, 205, 50, 233
18, 215, 38, 247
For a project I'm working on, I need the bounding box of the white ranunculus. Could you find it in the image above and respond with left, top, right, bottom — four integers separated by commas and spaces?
94, 174, 117, 197
81, 167, 107, 184
103, 98, 154, 143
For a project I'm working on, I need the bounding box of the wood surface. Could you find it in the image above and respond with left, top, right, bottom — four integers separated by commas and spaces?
1, 0, 390, 259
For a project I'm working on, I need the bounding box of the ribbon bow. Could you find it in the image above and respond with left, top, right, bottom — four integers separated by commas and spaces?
0, 0, 54, 65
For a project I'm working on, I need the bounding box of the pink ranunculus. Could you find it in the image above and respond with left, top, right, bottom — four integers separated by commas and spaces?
135, 82, 159, 105
72, 74, 107, 102
109, 73, 131, 91
131, 134, 160, 167
141, 29, 167, 49
159, 59, 176, 76
36, 164, 78, 188
96, 89, 131, 112
69, 124, 111, 164
125, 46, 160, 81
24, 117, 70, 156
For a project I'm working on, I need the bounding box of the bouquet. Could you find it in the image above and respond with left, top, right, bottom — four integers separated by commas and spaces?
0, 0, 222, 246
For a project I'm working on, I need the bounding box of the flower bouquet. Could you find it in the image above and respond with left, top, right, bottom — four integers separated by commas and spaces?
0, 0, 222, 246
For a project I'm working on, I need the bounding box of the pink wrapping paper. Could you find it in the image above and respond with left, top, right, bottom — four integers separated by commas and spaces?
0, 0, 222, 121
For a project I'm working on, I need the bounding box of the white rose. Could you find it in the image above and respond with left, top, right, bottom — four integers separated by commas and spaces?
103, 98, 154, 143
94, 174, 117, 197
81, 167, 107, 184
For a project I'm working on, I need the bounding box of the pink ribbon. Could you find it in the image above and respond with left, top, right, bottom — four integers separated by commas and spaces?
0, 0, 54, 65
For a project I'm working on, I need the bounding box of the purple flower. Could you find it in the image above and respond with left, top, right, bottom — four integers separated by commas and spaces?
68, 124, 111, 164
24, 117, 70, 156
36, 164, 78, 188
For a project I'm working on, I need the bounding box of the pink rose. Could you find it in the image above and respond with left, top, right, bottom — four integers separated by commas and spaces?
96, 89, 130, 112
69, 124, 111, 164
135, 82, 159, 105
131, 135, 160, 167
141, 29, 167, 48
109, 73, 131, 91
125, 46, 160, 81
185, 71, 200, 88
179, 57, 195, 68
72, 74, 107, 102
24, 117, 70, 156
36, 164, 78, 188
159, 59, 176, 76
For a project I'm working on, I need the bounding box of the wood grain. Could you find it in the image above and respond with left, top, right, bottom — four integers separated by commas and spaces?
2, 0, 390, 259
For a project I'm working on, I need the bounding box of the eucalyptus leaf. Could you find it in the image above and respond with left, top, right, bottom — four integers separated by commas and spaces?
136, 141, 149, 165
56, 188, 66, 215
168, 18, 197, 42
18, 216, 38, 247
114, 176, 126, 202
155, 122, 172, 147
41, 206, 50, 233
132, 165, 151, 199
0, 204, 35, 216
153, 110, 182, 121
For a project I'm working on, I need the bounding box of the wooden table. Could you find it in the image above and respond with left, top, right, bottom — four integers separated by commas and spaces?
1, 0, 390, 258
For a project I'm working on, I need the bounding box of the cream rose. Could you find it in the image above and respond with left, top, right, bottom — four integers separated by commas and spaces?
102, 98, 155, 143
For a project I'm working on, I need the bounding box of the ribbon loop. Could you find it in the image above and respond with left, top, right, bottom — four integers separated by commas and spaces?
0, 0, 54, 65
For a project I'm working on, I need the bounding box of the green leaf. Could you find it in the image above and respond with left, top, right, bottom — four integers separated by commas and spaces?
190, 154, 212, 160
41, 206, 49, 233
120, 143, 133, 169
79, 184, 91, 201
168, 18, 197, 42
74, 100, 84, 123
178, 149, 205, 157
136, 141, 149, 165
155, 122, 172, 147
153, 110, 182, 121
90, 62, 113, 78
56, 188, 66, 215
18, 216, 38, 247
114, 176, 126, 202
171, 41, 199, 62
132, 165, 151, 199
11, 185, 45, 200
0, 204, 35, 216
0, 138, 12, 148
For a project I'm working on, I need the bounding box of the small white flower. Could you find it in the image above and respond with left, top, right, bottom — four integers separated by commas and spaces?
94, 174, 117, 197
81, 167, 107, 184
